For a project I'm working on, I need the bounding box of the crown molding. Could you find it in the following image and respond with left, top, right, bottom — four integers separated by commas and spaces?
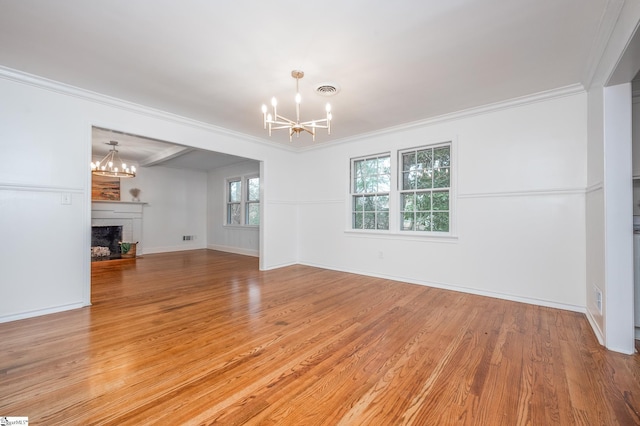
0, 66, 297, 154
300, 83, 586, 152
582, 0, 625, 89
0, 66, 586, 156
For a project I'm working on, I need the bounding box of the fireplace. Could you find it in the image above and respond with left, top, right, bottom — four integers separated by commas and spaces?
91, 225, 122, 260
91, 200, 145, 258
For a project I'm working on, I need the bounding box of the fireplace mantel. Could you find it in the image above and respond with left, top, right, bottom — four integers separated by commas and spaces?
91, 201, 147, 254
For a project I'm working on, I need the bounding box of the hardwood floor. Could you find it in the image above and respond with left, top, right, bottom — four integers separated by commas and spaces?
1, 250, 639, 425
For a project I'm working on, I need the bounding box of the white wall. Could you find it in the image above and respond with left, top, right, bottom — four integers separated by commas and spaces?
297, 92, 588, 310
0, 68, 298, 322
207, 160, 260, 256
119, 164, 208, 254
585, 1, 640, 353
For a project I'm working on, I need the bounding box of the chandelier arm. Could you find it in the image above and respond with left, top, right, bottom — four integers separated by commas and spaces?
300, 119, 329, 127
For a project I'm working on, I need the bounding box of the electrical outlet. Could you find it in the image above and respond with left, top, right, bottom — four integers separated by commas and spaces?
61, 193, 72, 205
378, 251, 384, 259
594, 286, 602, 314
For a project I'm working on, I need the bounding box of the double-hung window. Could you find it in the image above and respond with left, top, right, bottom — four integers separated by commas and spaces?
349, 141, 452, 234
351, 154, 391, 230
246, 176, 260, 225
227, 179, 242, 225
400, 144, 450, 232
226, 175, 260, 226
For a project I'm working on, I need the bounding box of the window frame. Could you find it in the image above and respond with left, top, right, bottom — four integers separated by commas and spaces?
398, 142, 452, 235
226, 177, 242, 225
245, 175, 260, 226
350, 153, 392, 231
225, 175, 260, 227
346, 139, 456, 239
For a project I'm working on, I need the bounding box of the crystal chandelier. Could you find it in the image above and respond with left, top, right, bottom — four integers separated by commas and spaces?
90, 141, 136, 178
261, 70, 332, 142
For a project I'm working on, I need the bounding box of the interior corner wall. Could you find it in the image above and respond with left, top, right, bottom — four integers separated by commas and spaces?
585, 1, 640, 353
207, 160, 260, 257
586, 86, 606, 341
296, 93, 588, 310
0, 70, 297, 322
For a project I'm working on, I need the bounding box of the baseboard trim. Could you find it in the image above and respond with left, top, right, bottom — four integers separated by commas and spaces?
0, 302, 87, 324
585, 309, 605, 346
207, 244, 259, 257
143, 245, 207, 255
298, 260, 586, 314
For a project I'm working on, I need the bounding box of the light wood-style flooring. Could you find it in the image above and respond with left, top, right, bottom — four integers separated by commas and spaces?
1, 250, 639, 425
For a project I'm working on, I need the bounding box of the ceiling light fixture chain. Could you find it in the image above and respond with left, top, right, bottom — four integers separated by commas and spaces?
90, 140, 136, 178
261, 70, 332, 142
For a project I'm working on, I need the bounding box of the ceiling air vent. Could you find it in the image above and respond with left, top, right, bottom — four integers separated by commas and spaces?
315, 82, 340, 96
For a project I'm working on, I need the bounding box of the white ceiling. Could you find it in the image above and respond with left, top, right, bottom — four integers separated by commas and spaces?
91, 127, 250, 171
0, 0, 616, 166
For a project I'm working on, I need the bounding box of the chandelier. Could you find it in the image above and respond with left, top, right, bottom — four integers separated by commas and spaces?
90, 141, 136, 178
261, 70, 332, 142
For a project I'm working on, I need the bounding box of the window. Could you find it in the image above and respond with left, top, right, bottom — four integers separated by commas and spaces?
227, 179, 242, 225
400, 144, 450, 232
349, 141, 453, 235
226, 176, 260, 226
246, 176, 260, 226
351, 154, 390, 230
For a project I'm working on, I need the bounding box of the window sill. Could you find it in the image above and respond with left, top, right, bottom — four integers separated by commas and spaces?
344, 229, 458, 243
223, 224, 260, 230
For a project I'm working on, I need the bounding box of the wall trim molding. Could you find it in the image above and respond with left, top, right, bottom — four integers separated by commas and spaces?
300, 84, 586, 152
207, 244, 259, 257
0, 183, 84, 193
0, 302, 87, 324
299, 260, 586, 314
585, 309, 605, 346
586, 181, 605, 194
458, 186, 586, 199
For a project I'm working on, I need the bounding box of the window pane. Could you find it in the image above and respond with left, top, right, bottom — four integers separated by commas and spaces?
376, 195, 389, 211
432, 191, 449, 210
415, 192, 431, 211
417, 168, 432, 189
229, 180, 241, 202
417, 149, 432, 170
433, 167, 450, 188
353, 212, 363, 229
228, 203, 241, 225
378, 174, 390, 192
247, 203, 260, 225
401, 212, 414, 230
247, 177, 259, 201
434, 146, 450, 167
377, 212, 389, 230
402, 152, 416, 172
379, 156, 391, 174
401, 193, 415, 211
365, 174, 378, 193
415, 212, 432, 231
433, 212, 449, 232
402, 171, 416, 190
355, 176, 365, 193
364, 158, 378, 176
364, 212, 376, 229
353, 195, 364, 211
364, 195, 375, 211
